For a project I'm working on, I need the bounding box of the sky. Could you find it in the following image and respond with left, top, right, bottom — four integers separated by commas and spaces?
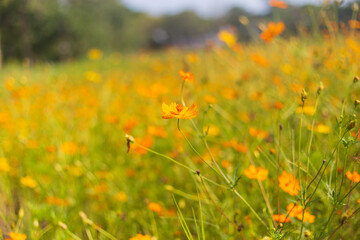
121, 0, 341, 17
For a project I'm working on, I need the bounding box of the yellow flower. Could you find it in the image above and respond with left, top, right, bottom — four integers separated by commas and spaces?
296, 106, 315, 116
61, 142, 78, 156
0, 157, 10, 172
115, 192, 128, 203
87, 48, 103, 60
244, 165, 268, 181
161, 102, 198, 120
129, 234, 152, 240
5, 232, 27, 240
314, 124, 331, 134
218, 30, 237, 47
20, 176, 37, 188
84, 71, 102, 82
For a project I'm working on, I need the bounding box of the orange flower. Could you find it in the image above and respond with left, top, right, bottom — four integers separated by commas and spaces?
272, 214, 290, 223
348, 20, 360, 29
148, 202, 162, 214
286, 203, 315, 223
5, 232, 27, 240
129, 234, 152, 240
269, 0, 288, 9
260, 22, 285, 43
222, 139, 247, 153
278, 171, 300, 196
179, 70, 195, 83
346, 171, 360, 183
250, 54, 269, 68
134, 136, 154, 155
244, 165, 268, 181
162, 102, 198, 119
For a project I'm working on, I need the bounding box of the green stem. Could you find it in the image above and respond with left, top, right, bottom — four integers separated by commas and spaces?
177, 119, 223, 178
134, 141, 227, 189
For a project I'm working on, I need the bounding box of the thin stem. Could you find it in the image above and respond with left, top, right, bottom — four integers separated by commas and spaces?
306, 96, 320, 185
199, 176, 240, 231
134, 141, 227, 188
298, 102, 305, 240
231, 188, 268, 228
277, 125, 282, 215
177, 119, 223, 178
327, 207, 360, 239
134, 141, 194, 172
246, 148, 277, 228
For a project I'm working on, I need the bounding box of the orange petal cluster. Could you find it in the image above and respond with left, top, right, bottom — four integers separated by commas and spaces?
179, 70, 195, 83
129, 234, 152, 240
5, 232, 27, 240
222, 139, 247, 153
272, 214, 290, 223
346, 171, 360, 183
260, 22, 285, 43
244, 165, 268, 181
269, 0, 288, 9
278, 171, 300, 196
287, 203, 315, 223
162, 102, 198, 120
148, 202, 162, 214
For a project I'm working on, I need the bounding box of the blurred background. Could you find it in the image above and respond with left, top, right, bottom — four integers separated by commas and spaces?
0, 0, 357, 63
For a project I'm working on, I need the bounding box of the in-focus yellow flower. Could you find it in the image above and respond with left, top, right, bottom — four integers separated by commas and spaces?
179, 70, 195, 83
162, 102, 198, 119
20, 176, 37, 188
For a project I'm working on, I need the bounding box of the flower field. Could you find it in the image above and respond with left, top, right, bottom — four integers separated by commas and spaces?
2, 10, 360, 240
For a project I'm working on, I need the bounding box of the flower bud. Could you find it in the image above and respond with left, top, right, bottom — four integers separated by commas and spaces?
301, 89, 308, 103
353, 76, 359, 83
